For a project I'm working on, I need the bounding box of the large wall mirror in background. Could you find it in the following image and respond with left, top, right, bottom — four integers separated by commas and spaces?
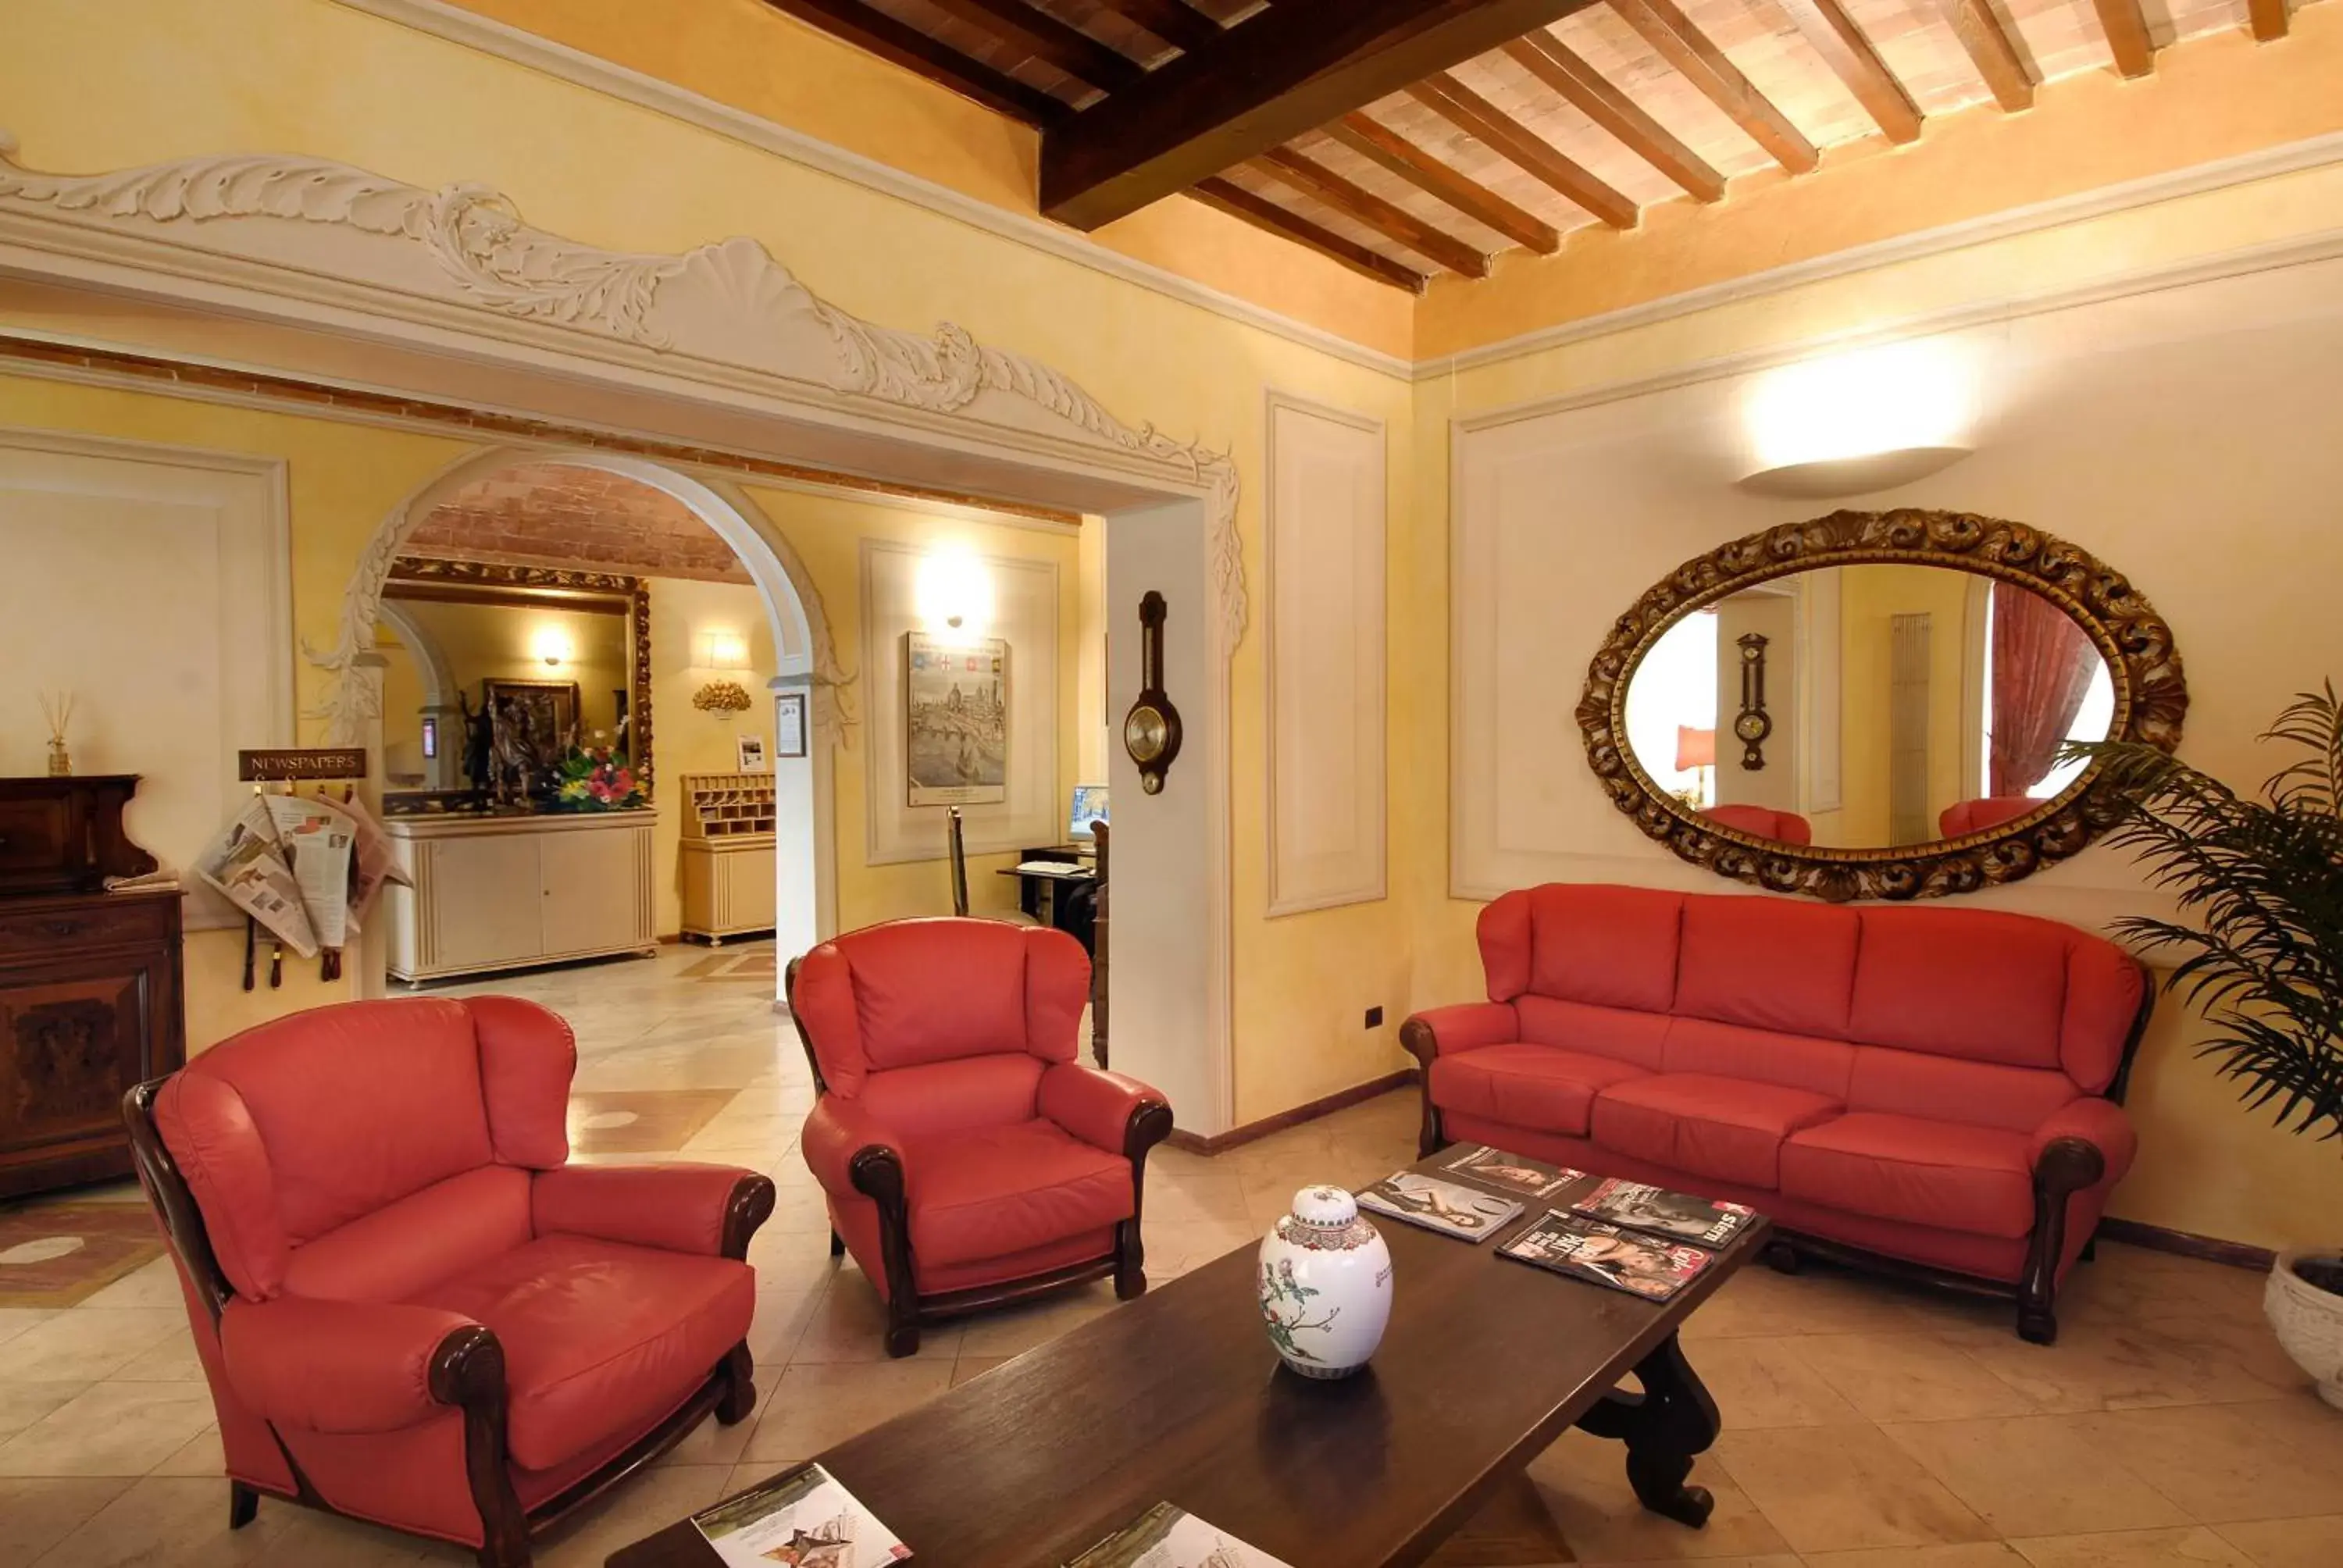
1578, 509, 2187, 900
376, 558, 652, 810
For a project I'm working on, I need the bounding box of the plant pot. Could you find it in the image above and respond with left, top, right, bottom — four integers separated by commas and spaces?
2265, 1249, 2343, 1409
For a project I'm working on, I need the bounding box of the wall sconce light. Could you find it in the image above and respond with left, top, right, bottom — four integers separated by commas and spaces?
531, 626, 572, 668
915, 547, 993, 640
1739, 339, 1977, 499
697, 630, 751, 671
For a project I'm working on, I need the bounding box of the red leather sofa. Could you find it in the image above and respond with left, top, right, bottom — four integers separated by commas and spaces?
1699, 804, 1813, 844
790, 918, 1172, 1356
125, 997, 775, 1568
1940, 796, 2044, 836
1401, 884, 2149, 1342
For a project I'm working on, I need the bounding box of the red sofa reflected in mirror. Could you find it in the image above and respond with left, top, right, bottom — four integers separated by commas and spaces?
123, 997, 775, 1568
789, 918, 1172, 1357
1402, 883, 2149, 1342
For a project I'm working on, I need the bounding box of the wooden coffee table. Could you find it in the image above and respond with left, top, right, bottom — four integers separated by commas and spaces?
609, 1152, 1767, 1567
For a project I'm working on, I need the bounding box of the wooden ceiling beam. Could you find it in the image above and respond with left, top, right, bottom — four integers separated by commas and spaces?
1040, 0, 1600, 229
1939, 0, 2035, 111
922, 0, 1147, 91
1252, 146, 1489, 276
1503, 32, 1724, 201
756, 0, 1068, 123
1408, 71, 1638, 229
1327, 112, 1560, 254
2091, 0, 2157, 74
1189, 177, 1428, 290
1088, 0, 1226, 55
1776, 0, 1924, 144
1608, 0, 1817, 175
2245, 0, 2290, 41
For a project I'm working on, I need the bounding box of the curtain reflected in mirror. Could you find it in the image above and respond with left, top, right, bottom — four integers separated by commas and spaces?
1621, 564, 2115, 853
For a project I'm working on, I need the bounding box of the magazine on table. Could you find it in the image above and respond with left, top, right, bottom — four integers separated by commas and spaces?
690, 1462, 911, 1566
1571, 1178, 1756, 1249
1497, 1212, 1712, 1302
1435, 1143, 1585, 1201
1353, 1171, 1521, 1241
1062, 1501, 1295, 1568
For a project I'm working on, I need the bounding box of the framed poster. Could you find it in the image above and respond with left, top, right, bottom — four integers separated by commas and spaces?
904, 632, 1007, 806
773, 691, 808, 758
736, 733, 768, 773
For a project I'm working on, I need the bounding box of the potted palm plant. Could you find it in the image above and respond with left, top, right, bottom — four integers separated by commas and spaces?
2074, 686, 2343, 1406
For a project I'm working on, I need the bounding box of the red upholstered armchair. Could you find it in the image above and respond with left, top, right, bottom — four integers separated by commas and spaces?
789, 918, 1172, 1357
122, 997, 776, 1568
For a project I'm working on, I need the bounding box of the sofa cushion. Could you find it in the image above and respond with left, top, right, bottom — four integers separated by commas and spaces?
1592, 1074, 1842, 1188
1662, 1017, 1856, 1099
1429, 1044, 1647, 1137
907, 1119, 1132, 1270
1482, 884, 1683, 1011
1847, 1046, 2081, 1135
409, 1234, 754, 1472
1676, 897, 1859, 1039
1515, 996, 1671, 1071
1850, 907, 2073, 1071
1780, 1113, 2035, 1239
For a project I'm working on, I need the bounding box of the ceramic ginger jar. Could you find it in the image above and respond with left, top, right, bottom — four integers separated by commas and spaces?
1257, 1185, 1393, 1379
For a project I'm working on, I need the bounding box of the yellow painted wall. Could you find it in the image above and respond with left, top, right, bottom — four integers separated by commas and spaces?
647, 576, 776, 939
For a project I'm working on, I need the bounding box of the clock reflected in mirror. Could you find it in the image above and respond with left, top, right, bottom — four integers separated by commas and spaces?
1122, 590, 1182, 795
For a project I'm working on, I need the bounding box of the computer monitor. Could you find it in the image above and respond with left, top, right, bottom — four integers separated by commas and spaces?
1068, 783, 1108, 841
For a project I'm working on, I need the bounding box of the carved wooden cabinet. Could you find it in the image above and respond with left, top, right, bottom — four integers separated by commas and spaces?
0, 777, 185, 1199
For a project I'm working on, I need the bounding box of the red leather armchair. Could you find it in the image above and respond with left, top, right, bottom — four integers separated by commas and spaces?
789, 918, 1172, 1356
122, 997, 776, 1568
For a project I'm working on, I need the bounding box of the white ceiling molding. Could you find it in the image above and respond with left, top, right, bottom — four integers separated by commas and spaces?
330, 0, 1413, 382
0, 134, 1248, 710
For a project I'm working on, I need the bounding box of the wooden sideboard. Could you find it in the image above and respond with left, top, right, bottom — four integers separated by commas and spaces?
0, 776, 185, 1199
677, 772, 776, 945
383, 811, 656, 983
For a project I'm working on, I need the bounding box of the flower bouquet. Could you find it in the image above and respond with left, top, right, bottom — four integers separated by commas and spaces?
553, 746, 645, 811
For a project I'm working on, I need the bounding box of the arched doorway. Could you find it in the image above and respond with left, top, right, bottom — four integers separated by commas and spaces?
344, 446, 843, 993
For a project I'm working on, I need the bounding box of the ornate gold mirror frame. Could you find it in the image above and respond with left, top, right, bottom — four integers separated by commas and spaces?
385, 557, 655, 793
1575, 509, 2187, 901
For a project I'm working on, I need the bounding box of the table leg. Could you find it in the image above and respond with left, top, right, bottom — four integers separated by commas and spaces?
1571, 1331, 1720, 1527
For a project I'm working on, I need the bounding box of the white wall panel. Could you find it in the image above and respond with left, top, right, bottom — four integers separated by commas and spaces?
1265, 394, 1385, 916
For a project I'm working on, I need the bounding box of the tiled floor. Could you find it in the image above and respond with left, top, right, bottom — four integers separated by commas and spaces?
1, 939, 2337, 1567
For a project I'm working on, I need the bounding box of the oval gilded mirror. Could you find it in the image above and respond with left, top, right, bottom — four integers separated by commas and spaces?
1577, 509, 2187, 900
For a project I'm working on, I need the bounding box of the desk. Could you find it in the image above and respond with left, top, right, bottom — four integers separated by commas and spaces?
997, 859, 1093, 929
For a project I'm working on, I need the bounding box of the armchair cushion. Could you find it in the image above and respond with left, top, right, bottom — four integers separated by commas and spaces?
801, 1095, 908, 1203
408, 1233, 755, 1472
532, 1163, 761, 1257
472, 996, 576, 1168
906, 1120, 1132, 1270
1038, 1064, 1162, 1154
1429, 1044, 1645, 1137
220, 1295, 476, 1434
1781, 1112, 2035, 1238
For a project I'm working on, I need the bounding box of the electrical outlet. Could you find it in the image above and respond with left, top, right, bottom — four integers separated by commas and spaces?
1364, 1006, 1385, 1029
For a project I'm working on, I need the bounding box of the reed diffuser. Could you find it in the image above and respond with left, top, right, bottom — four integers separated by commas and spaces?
38, 690, 74, 777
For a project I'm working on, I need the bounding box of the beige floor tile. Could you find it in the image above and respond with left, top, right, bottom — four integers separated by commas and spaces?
36, 1474, 449, 1566
741, 1360, 953, 1460
111, 1330, 205, 1383
952, 1354, 1011, 1386
70, 1259, 184, 1313
1801, 1546, 2031, 1568
1139, 1217, 1257, 1280
1948, 1318, 2289, 1413
532, 1463, 733, 1568
1795, 1334, 2043, 1424
2068, 1401, 2343, 1523
789, 1278, 962, 1363
2213, 1515, 2343, 1568
0, 1476, 134, 1568
2010, 1526, 2256, 1568
1689, 1337, 1863, 1428
0, 1382, 87, 1439
1574, 1559, 1799, 1568
1529, 1427, 1789, 1562
1882, 1415, 2189, 1538
0, 1309, 59, 1348
148, 1428, 223, 1477
1680, 1268, 1931, 1342
0, 1310, 181, 1384
1712, 1424, 1998, 1554
954, 1286, 1117, 1359
0, 1383, 216, 1477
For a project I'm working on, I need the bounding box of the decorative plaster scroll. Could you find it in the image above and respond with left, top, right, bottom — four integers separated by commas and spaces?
1575, 508, 2188, 903
0, 135, 1246, 654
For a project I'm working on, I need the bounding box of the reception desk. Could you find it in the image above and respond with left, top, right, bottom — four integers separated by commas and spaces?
383, 810, 655, 984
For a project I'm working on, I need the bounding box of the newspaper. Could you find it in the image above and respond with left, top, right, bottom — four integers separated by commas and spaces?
196, 796, 319, 958
333, 790, 411, 933
262, 795, 356, 953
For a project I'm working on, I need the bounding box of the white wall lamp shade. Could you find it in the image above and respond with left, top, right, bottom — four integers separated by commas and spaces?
697, 629, 751, 671
1739, 340, 1978, 500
